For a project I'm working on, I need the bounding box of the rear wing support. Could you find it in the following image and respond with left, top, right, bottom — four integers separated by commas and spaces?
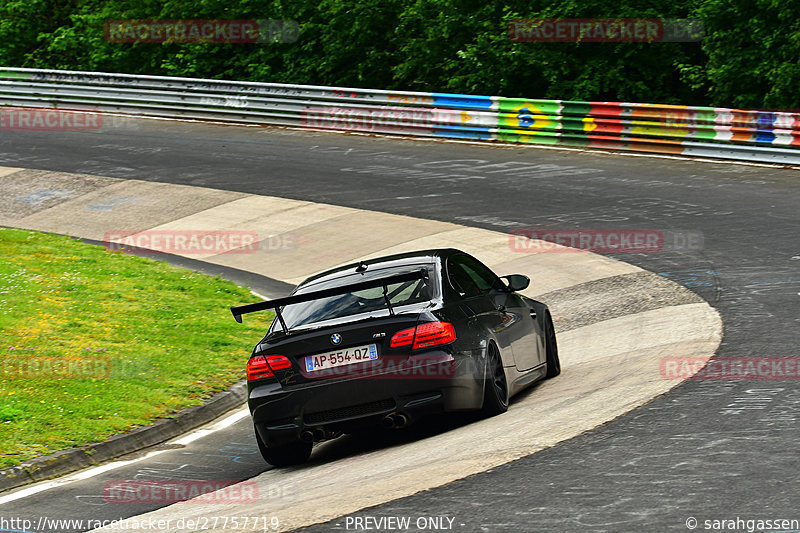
230, 269, 428, 333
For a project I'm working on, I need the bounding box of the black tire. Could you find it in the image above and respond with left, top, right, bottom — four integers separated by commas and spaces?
254, 426, 312, 467
481, 343, 509, 416
544, 311, 561, 379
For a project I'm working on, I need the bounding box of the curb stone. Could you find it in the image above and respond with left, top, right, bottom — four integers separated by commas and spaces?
0, 380, 247, 493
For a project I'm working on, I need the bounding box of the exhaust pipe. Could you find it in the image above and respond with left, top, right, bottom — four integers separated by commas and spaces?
301, 427, 340, 443
393, 413, 409, 428
381, 413, 410, 429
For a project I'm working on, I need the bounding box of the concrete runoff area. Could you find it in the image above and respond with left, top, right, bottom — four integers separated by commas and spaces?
14, 180, 245, 242
100, 304, 720, 532
0, 166, 721, 532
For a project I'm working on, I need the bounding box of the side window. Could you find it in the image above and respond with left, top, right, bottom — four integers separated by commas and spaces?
447, 255, 500, 297
446, 258, 481, 297
458, 255, 501, 293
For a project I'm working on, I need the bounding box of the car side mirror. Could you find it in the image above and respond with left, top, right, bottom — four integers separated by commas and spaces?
500, 274, 530, 292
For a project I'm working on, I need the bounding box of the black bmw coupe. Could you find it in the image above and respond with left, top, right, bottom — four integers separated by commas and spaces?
231, 248, 560, 466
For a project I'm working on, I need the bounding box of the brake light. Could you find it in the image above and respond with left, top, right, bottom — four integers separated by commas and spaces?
246, 356, 273, 381
390, 328, 415, 348
246, 354, 291, 381
390, 322, 455, 350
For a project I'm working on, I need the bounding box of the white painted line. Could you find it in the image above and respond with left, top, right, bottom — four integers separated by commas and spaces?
0, 406, 250, 505
172, 407, 250, 446
393, 192, 461, 200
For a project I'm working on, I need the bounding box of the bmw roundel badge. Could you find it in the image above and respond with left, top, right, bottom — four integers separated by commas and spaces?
330, 333, 342, 345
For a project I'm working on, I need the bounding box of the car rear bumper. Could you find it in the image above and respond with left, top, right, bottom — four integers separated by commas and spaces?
249, 354, 483, 447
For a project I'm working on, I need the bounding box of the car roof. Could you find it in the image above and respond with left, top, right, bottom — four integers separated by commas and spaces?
297, 248, 464, 288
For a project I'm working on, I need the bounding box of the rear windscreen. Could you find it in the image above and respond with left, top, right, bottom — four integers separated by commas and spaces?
277, 265, 436, 330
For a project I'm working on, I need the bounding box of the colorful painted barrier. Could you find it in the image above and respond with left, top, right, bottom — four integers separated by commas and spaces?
1, 67, 799, 164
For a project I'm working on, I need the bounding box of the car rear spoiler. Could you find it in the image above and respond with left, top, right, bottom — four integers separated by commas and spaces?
230, 269, 429, 332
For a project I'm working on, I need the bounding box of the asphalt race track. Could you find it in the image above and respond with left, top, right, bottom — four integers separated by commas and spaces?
1, 168, 721, 532
1, 117, 798, 532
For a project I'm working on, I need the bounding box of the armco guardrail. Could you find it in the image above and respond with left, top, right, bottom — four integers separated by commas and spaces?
2, 67, 799, 165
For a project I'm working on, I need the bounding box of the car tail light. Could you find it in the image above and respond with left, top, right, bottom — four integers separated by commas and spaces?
247, 356, 273, 381
246, 355, 291, 381
390, 328, 415, 348
390, 322, 455, 350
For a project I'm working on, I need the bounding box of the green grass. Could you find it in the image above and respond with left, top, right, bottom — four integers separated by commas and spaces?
0, 228, 273, 467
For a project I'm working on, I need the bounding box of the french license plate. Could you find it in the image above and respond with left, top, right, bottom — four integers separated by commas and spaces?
305, 344, 378, 372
